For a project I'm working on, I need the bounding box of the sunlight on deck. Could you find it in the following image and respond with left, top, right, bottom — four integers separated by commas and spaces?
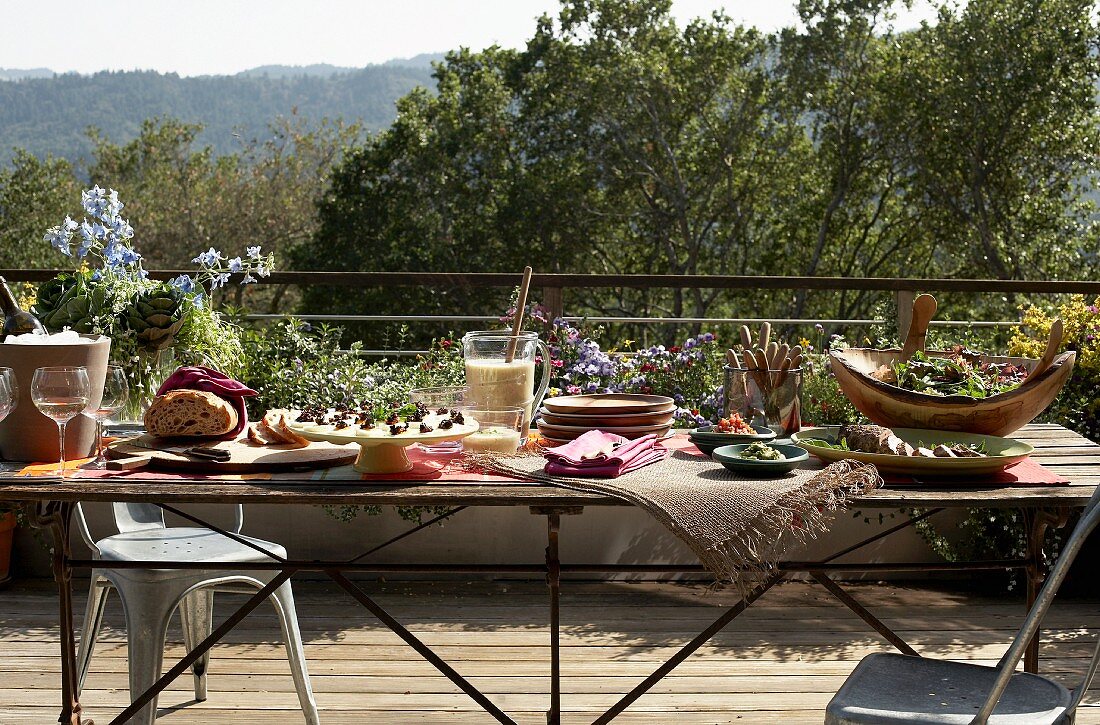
2, 579, 1099, 724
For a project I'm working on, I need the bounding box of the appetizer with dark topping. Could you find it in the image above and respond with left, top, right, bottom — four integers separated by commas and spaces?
389, 423, 408, 435
438, 418, 454, 430
384, 411, 400, 426
450, 411, 465, 424
419, 422, 433, 433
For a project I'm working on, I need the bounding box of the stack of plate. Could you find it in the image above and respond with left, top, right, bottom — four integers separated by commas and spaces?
537, 394, 677, 444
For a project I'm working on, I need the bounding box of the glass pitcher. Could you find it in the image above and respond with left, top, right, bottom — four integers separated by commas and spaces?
461, 330, 551, 432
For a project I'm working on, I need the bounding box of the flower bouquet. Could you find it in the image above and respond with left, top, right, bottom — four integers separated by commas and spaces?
38, 185, 274, 418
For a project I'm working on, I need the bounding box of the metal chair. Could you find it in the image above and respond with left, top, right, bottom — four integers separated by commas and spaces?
73, 502, 320, 725
826, 484, 1100, 724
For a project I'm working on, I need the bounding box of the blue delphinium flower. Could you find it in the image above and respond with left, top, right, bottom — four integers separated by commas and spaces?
228, 256, 243, 273
246, 246, 262, 259
170, 274, 197, 294
192, 248, 223, 267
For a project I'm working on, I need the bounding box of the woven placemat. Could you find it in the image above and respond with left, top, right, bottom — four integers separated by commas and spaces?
479, 450, 880, 588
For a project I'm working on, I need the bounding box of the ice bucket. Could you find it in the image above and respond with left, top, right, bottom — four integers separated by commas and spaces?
0, 335, 110, 462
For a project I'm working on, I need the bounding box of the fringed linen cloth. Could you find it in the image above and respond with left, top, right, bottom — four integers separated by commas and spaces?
474, 449, 880, 588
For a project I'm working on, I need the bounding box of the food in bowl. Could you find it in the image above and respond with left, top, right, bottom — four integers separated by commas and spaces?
873, 347, 1028, 398
714, 412, 756, 435
739, 442, 783, 461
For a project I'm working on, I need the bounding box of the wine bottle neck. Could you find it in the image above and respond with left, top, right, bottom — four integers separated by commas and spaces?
0, 279, 19, 316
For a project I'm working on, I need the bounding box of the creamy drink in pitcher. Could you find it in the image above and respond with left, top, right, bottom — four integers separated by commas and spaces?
464, 358, 536, 429
461, 330, 551, 433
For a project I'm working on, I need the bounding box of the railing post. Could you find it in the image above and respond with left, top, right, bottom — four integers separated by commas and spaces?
896, 289, 916, 343
543, 286, 564, 322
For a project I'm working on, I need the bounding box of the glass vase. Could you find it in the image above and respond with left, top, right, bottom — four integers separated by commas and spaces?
118, 347, 176, 424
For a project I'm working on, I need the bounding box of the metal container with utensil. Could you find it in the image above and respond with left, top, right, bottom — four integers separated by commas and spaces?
723, 365, 802, 437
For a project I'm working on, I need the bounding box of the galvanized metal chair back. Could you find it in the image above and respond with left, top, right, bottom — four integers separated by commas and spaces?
111, 502, 165, 533
972, 484, 1100, 723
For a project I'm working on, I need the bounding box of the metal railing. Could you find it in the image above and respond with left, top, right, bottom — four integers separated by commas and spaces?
4, 270, 1097, 354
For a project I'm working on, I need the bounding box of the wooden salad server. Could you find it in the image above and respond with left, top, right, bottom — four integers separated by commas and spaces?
899, 294, 938, 362
1019, 319, 1064, 387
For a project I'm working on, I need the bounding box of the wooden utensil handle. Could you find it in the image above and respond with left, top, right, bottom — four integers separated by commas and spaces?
106, 456, 152, 471
900, 294, 937, 361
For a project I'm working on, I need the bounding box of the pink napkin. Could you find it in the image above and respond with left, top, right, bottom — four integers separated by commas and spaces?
156, 366, 258, 439
544, 430, 669, 478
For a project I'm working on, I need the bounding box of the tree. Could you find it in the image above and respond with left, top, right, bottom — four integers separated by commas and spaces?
880, 0, 1100, 283
0, 150, 82, 268
88, 114, 363, 310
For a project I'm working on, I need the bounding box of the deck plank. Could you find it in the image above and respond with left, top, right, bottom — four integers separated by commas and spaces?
1, 579, 1099, 723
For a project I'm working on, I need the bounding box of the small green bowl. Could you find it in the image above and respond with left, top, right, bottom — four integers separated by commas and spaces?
689, 425, 776, 456
711, 444, 809, 477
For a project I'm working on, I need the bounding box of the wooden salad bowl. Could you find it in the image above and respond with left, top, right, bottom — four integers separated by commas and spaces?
827, 293, 1076, 437
829, 347, 1075, 436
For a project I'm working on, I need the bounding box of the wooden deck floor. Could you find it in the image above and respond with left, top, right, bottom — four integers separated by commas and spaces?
2, 578, 1099, 724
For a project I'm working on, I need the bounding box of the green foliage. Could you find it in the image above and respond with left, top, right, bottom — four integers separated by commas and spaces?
1011, 296, 1100, 442
240, 319, 465, 419
801, 353, 861, 425
0, 151, 82, 268
297, 0, 1099, 347
0, 66, 431, 164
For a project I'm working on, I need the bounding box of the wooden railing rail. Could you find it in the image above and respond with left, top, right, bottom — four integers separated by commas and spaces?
3, 270, 1097, 340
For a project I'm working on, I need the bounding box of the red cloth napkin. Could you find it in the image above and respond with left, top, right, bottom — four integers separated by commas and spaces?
544, 430, 669, 478
882, 457, 1069, 487
156, 366, 257, 439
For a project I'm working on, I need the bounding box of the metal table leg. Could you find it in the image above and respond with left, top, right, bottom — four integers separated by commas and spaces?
27, 501, 87, 725
530, 506, 581, 725
1023, 507, 1070, 673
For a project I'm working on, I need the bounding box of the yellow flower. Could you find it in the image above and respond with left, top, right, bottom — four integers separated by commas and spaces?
799, 337, 811, 350
547, 387, 561, 398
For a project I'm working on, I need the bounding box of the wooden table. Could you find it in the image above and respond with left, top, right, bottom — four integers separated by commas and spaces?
0, 423, 1096, 725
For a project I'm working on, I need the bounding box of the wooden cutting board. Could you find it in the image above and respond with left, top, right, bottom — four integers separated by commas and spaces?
106, 434, 358, 473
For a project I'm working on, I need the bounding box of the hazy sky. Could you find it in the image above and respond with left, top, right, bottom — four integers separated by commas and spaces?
1, 1, 940, 76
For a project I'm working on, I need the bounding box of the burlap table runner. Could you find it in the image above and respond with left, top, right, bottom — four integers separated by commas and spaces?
478, 450, 880, 587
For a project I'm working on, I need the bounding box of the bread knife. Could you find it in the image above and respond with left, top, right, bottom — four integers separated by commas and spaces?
107, 439, 231, 471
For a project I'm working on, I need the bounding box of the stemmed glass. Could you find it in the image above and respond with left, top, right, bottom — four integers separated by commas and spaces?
85, 365, 128, 469
0, 368, 16, 472
31, 366, 90, 478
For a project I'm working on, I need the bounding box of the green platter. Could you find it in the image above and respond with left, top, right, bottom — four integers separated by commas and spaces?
792, 426, 1034, 476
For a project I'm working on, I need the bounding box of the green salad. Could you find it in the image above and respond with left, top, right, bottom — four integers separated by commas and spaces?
880, 347, 1028, 398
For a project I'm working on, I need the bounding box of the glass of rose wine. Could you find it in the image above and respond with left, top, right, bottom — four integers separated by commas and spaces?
31, 366, 90, 478
85, 365, 128, 469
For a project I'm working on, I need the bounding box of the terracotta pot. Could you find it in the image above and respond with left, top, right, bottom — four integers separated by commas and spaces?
0, 335, 111, 462
0, 511, 15, 585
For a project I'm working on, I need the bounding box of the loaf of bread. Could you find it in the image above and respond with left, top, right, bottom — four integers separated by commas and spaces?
144, 389, 238, 438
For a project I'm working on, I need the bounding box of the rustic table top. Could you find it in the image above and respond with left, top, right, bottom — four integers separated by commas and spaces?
0, 424, 1095, 510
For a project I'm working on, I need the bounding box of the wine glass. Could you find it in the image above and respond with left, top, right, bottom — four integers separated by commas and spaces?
31, 366, 90, 478
85, 365, 128, 469
0, 368, 15, 472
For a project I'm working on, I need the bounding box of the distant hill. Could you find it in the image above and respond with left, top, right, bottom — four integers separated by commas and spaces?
0, 60, 439, 164
0, 68, 54, 81
233, 64, 359, 78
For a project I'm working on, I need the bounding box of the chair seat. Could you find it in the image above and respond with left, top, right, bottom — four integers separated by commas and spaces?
826, 653, 1072, 724
96, 527, 287, 564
